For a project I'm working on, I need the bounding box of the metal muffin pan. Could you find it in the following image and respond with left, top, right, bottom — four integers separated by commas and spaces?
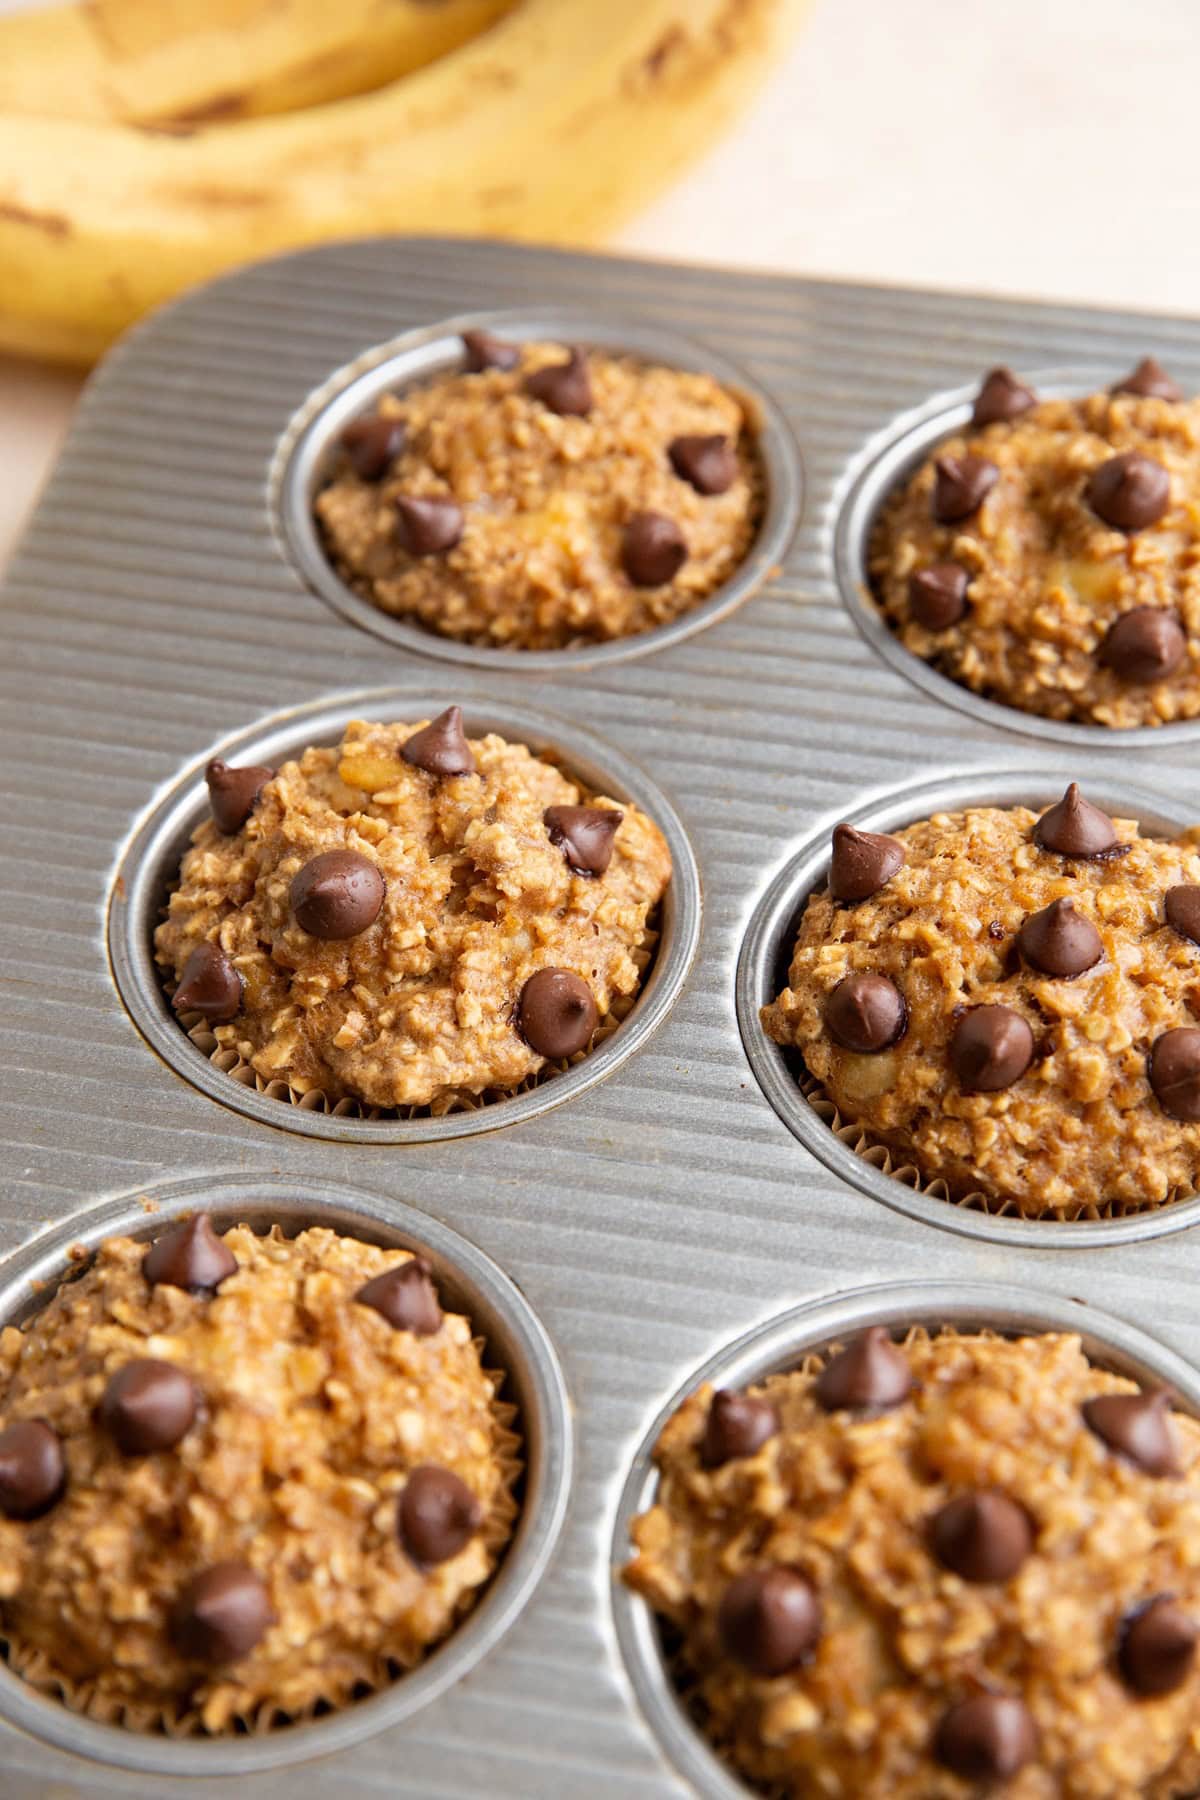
7, 235, 1200, 1795
108, 690, 701, 1143
273, 306, 803, 673
0, 1173, 572, 1778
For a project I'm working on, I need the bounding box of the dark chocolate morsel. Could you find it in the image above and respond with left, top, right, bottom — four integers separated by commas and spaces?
825, 973, 907, 1054
829, 822, 906, 902
1086, 452, 1171, 531
932, 453, 998, 524
1083, 1387, 1179, 1476
396, 494, 464, 556
171, 1562, 274, 1664
909, 563, 969, 630
143, 1215, 237, 1294
340, 414, 406, 481
1119, 1596, 1198, 1696
290, 849, 385, 940
1016, 898, 1103, 978
0, 1420, 65, 1520
931, 1490, 1033, 1583
401, 705, 477, 778
815, 1326, 912, 1413
949, 1005, 1034, 1092
355, 1257, 442, 1336
701, 1390, 781, 1469
935, 1694, 1037, 1780
99, 1359, 197, 1455
1112, 357, 1183, 402
462, 328, 520, 372
1149, 1028, 1200, 1122
1100, 607, 1187, 684
544, 804, 624, 877
1034, 783, 1121, 859
717, 1567, 821, 1677
972, 367, 1037, 428
1165, 885, 1200, 946
621, 511, 687, 587
205, 759, 274, 834
517, 968, 599, 1059
398, 1465, 483, 1565
524, 348, 592, 416
668, 434, 738, 495
171, 942, 243, 1023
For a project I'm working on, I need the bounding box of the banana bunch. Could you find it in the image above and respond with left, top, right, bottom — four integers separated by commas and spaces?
0, 0, 809, 365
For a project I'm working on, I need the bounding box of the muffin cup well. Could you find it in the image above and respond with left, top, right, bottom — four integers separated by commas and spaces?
0, 1173, 572, 1777
735, 769, 1200, 1247
271, 306, 802, 671
611, 1278, 1200, 1800
833, 368, 1200, 748
108, 691, 700, 1143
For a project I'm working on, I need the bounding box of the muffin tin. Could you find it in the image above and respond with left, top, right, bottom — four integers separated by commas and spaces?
5, 235, 1200, 1795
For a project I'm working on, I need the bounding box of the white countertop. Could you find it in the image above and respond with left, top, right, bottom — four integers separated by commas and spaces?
3, 0, 1197, 572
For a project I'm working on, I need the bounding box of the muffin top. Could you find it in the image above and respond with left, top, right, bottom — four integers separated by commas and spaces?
155, 714, 672, 1110
625, 1326, 1200, 1799
0, 1218, 516, 1732
315, 334, 762, 650
870, 361, 1200, 728
761, 787, 1200, 1218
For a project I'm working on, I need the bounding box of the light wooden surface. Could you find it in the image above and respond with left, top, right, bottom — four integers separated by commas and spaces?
2, 0, 1198, 573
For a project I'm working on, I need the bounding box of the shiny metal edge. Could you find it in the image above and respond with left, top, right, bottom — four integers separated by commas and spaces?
0, 1171, 573, 1777
610, 1277, 1200, 1800
735, 768, 1200, 1247
106, 688, 701, 1144
832, 365, 1200, 749
271, 306, 803, 673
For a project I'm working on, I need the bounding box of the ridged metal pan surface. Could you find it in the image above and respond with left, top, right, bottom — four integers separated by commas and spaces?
4, 235, 1200, 1798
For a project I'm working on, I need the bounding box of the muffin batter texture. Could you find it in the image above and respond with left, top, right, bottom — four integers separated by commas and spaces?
625, 1327, 1200, 1798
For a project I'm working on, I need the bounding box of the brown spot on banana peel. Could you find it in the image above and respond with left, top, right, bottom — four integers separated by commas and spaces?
0, 201, 70, 238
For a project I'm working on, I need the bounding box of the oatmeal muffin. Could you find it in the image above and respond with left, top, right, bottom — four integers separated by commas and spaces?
0, 1215, 517, 1732
155, 711, 671, 1111
315, 331, 763, 650
870, 360, 1200, 728
761, 786, 1200, 1218
625, 1325, 1200, 1798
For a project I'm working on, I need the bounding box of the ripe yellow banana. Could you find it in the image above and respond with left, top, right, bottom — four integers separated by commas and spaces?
0, 0, 517, 127
0, 0, 809, 365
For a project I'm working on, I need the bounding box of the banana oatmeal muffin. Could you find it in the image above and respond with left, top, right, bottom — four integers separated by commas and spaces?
155, 710, 672, 1111
761, 785, 1200, 1218
315, 331, 763, 649
870, 360, 1200, 728
0, 1215, 517, 1732
625, 1324, 1200, 1798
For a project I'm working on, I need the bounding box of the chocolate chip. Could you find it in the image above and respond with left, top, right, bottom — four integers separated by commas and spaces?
142, 1214, 237, 1294
1083, 1387, 1179, 1476
401, 705, 477, 777
171, 942, 243, 1023
205, 759, 273, 834
1112, 357, 1183, 403
1119, 1596, 1198, 1696
815, 1326, 912, 1413
524, 348, 592, 416
908, 563, 969, 630
397, 1465, 483, 1565
717, 1567, 821, 1677
99, 1359, 197, 1455
701, 1391, 780, 1469
1017, 898, 1103, 978
290, 849, 385, 940
517, 968, 598, 1059
934, 1694, 1037, 1780
355, 1257, 441, 1336
950, 1005, 1034, 1092
1149, 1028, 1200, 1121
829, 823, 906, 902
621, 511, 687, 587
1086, 452, 1171, 531
462, 328, 520, 373
668, 434, 738, 495
396, 495, 463, 556
931, 1490, 1033, 1583
933, 453, 998, 524
1100, 607, 1187, 683
341, 414, 406, 482
0, 1420, 65, 1520
1166, 885, 1200, 946
825, 973, 907, 1054
544, 804, 623, 877
972, 367, 1037, 428
171, 1562, 274, 1664
1034, 783, 1121, 860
